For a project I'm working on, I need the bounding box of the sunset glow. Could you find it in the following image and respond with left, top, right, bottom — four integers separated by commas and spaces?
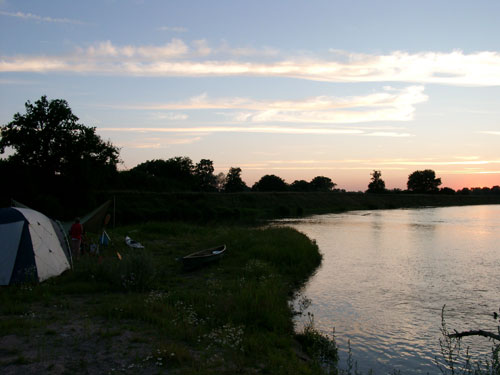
1, 1, 499, 191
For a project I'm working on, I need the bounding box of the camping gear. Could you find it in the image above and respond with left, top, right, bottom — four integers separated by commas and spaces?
181, 244, 226, 270
125, 236, 144, 249
100, 230, 110, 246
0, 207, 71, 285
12, 199, 112, 237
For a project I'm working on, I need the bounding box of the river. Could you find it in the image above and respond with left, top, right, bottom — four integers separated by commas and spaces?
279, 205, 500, 374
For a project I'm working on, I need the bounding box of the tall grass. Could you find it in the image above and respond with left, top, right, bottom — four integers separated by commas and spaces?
0, 222, 332, 374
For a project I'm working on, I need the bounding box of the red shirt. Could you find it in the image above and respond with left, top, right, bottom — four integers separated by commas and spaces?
70, 223, 83, 240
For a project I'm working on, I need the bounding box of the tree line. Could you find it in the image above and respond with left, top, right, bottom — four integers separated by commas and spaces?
1, 96, 499, 212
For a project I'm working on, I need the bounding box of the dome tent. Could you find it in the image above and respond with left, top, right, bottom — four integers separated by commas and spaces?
0, 207, 71, 285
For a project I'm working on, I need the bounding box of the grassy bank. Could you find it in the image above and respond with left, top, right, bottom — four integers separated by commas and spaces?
0, 222, 337, 374
103, 191, 500, 225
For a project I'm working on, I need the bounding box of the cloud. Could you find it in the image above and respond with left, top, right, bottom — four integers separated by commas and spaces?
2, 42, 500, 86
221, 157, 500, 174
0, 10, 87, 25
377, 159, 500, 166
150, 112, 188, 121
157, 26, 188, 33
97, 125, 417, 137
480, 131, 500, 136
118, 86, 427, 124
80, 39, 189, 59
363, 132, 413, 137
99, 126, 363, 135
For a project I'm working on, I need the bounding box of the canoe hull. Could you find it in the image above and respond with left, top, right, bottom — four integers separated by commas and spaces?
181, 244, 226, 270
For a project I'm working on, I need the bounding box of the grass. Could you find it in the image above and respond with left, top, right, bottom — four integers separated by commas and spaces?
0, 222, 335, 374
104, 191, 500, 225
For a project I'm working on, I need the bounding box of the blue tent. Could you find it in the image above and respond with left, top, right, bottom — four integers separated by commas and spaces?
0, 207, 71, 285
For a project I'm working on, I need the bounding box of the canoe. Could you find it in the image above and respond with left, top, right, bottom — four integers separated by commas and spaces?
182, 244, 226, 270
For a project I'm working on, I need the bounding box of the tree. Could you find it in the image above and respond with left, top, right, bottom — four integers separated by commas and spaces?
0, 96, 120, 179
290, 180, 310, 192
310, 176, 336, 192
252, 174, 288, 192
367, 170, 386, 193
194, 159, 216, 191
407, 169, 442, 193
224, 167, 248, 192
439, 187, 455, 195
0, 96, 120, 213
128, 157, 196, 191
214, 172, 226, 192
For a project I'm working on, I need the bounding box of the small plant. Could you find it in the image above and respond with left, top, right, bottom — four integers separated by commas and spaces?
435, 305, 500, 375
296, 312, 338, 372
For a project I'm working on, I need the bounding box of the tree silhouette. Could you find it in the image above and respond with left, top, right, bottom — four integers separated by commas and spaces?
310, 176, 336, 192
290, 180, 310, 192
367, 170, 386, 193
0, 96, 119, 179
0, 96, 120, 212
407, 169, 442, 193
224, 167, 247, 192
195, 159, 216, 191
129, 157, 195, 191
252, 174, 288, 192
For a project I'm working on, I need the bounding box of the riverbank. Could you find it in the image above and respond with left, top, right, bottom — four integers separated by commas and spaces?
105, 191, 500, 225
0, 222, 336, 374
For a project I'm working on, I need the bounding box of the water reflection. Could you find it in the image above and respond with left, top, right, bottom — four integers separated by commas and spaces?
279, 205, 500, 374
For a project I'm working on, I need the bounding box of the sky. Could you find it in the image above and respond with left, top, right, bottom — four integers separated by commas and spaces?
1, 0, 499, 191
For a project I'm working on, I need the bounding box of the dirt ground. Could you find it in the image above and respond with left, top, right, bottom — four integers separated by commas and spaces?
0, 298, 187, 375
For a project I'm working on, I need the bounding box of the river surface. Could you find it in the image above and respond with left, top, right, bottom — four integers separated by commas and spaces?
279, 205, 500, 374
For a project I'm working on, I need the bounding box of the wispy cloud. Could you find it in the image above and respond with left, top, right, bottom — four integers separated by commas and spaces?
480, 131, 500, 136
2, 44, 500, 86
118, 86, 427, 124
149, 112, 188, 121
0, 10, 87, 25
219, 157, 500, 174
78, 39, 189, 59
99, 126, 364, 135
98, 126, 415, 137
157, 26, 188, 33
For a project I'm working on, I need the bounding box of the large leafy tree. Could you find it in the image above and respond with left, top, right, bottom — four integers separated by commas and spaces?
310, 176, 336, 192
407, 169, 442, 193
0, 96, 120, 214
127, 157, 196, 191
223, 167, 248, 192
194, 159, 217, 191
0, 96, 119, 179
252, 174, 288, 192
290, 179, 310, 192
367, 170, 386, 193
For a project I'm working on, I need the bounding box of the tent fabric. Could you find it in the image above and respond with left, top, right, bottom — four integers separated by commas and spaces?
11, 199, 111, 235
61, 200, 111, 234
0, 207, 71, 285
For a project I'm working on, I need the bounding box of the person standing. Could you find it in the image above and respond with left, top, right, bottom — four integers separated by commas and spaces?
69, 217, 83, 261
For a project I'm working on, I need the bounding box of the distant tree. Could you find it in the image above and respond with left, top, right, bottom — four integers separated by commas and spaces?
290, 179, 310, 192
367, 170, 386, 193
252, 174, 288, 192
214, 172, 226, 192
310, 176, 336, 192
0, 95, 120, 213
481, 187, 491, 195
194, 159, 216, 191
492, 186, 500, 195
130, 157, 195, 190
0, 95, 120, 180
407, 169, 442, 193
439, 187, 456, 195
224, 167, 248, 192
458, 187, 471, 195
